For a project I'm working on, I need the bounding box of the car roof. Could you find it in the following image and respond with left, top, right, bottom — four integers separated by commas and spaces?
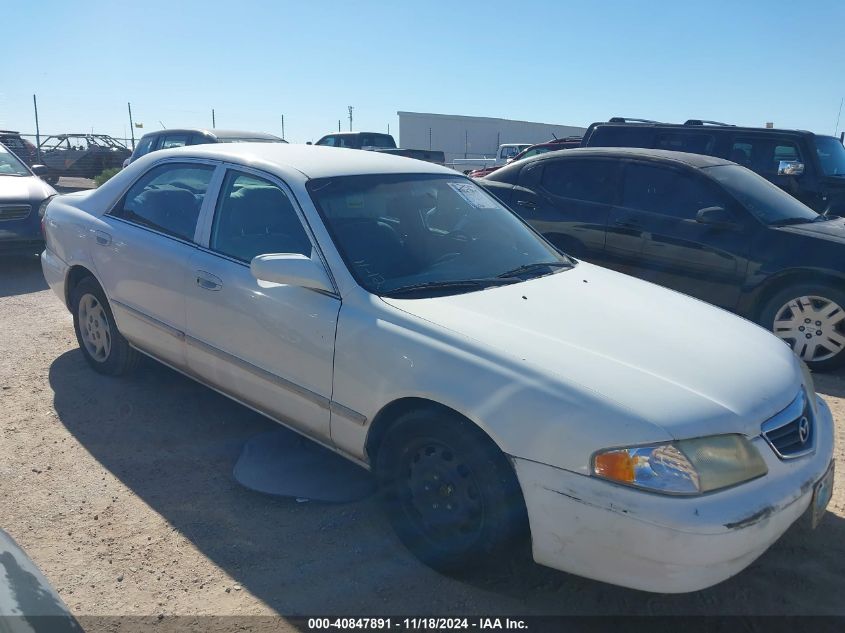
590, 121, 815, 137
321, 132, 391, 136
140, 143, 457, 179
141, 128, 282, 140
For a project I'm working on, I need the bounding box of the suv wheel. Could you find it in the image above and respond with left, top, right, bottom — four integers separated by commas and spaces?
70, 277, 140, 375
760, 283, 845, 371
375, 409, 527, 573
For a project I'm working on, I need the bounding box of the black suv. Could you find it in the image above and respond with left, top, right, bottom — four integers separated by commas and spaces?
479, 147, 845, 370
581, 118, 845, 217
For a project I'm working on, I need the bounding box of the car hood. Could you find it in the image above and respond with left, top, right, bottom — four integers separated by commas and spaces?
775, 216, 845, 244
0, 175, 56, 203
382, 262, 801, 441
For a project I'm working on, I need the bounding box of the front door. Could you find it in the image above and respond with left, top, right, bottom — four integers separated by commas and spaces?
607, 161, 750, 309
184, 167, 340, 440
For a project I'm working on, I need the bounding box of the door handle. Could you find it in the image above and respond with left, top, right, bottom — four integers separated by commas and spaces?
613, 217, 641, 229
516, 200, 537, 209
195, 270, 223, 291
92, 229, 112, 246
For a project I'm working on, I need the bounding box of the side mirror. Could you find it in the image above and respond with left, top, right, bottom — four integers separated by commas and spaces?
778, 160, 805, 177
306, 141, 313, 146
250, 253, 333, 293
696, 206, 740, 229
30, 164, 48, 177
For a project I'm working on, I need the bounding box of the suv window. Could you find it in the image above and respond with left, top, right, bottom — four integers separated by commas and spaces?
359, 134, 395, 148
337, 136, 358, 148
112, 163, 214, 240
317, 136, 336, 147
729, 137, 803, 175
210, 170, 312, 262
133, 135, 156, 159
621, 163, 724, 219
655, 132, 715, 154
541, 160, 616, 204
160, 134, 190, 150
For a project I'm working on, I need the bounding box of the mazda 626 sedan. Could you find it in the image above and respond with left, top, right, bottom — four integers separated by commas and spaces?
41, 144, 834, 592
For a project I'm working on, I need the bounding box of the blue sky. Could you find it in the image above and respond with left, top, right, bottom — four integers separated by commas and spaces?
3, 0, 844, 146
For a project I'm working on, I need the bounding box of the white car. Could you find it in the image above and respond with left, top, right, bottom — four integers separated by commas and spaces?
41, 144, 835, 593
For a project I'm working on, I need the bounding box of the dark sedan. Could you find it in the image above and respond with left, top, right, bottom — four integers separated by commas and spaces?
479, 147, 845, 370
0, 143, 56, 255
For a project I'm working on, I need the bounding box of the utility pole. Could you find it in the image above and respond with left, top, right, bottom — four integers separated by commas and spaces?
212, 109, 216, 129
429, 127, 432, 150
836, 97, 843, 137
348, 106, 354, 131
33, 95, 42, 161
281, 114, 285, 140
338, 119, 341, 132
127, 102, 135, 150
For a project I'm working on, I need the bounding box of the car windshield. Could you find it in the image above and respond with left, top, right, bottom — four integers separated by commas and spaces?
307, 174, 571, 297
0, 144, 30, 176
815, 136, 845, 176
704, 164, 820, 225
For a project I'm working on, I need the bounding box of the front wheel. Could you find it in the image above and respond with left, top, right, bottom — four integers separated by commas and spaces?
375, 409, 527, 573
760, 283, 845, 371
70, 277, 140, 375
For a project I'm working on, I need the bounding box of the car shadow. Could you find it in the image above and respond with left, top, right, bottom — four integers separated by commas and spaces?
815, 368, 845, 400
48, 350, 845, 616
0, 254, 47, 297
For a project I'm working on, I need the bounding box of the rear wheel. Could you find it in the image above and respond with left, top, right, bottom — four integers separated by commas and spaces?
760, 283, 845, 371
375, 408, 527, 573
70, 277, 140, 375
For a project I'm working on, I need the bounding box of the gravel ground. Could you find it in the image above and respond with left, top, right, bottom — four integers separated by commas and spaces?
1, 253, 844, 621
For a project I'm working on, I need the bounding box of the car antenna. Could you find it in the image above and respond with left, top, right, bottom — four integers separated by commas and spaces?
159, 121, 166, 129
551, 132, 558, 139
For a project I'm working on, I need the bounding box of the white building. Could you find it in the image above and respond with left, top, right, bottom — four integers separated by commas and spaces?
398, 111, 587, 164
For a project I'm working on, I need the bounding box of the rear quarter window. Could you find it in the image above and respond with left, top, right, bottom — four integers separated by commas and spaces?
586, 126, 656, 148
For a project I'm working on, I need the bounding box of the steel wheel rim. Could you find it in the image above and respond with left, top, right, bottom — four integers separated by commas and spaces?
398, 438, 485, 549
772, 295, 845, 362
78, 293, 111, 363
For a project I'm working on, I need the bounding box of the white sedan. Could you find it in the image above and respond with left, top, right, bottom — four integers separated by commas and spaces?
41, 144, 835, 593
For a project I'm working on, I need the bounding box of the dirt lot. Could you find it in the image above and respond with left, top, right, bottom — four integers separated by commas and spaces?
1, 253, 844, 620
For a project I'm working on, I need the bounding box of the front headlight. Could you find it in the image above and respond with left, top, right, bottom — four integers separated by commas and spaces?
38, 195, 56, 219
592, 434, 768, 495
799, 360, 817, 416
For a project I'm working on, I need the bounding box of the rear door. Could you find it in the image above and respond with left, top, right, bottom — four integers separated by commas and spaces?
608, 160, 750, 308
94, 160, 218, 366
513, 158, 618, 262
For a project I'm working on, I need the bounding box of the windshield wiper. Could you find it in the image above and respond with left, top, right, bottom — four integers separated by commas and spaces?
384, 278, 520, 297
496, 261, 573, 279
769, 217, 816, 226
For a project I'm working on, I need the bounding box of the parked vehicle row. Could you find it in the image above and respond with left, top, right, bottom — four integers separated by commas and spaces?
468, 136, 582, 178
40, 143, 835, 593
313, 131, 446, 166
450, 143, 533, 174
478, 146, 845, 370
581, 117, 845, 216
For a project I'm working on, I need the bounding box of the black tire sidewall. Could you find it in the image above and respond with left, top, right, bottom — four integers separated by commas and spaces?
375, 409, 526, 572
70, 277, 134, 375
759, 283, 845, 371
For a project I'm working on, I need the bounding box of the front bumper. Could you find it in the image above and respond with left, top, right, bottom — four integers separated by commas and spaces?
515, 396, 835, 593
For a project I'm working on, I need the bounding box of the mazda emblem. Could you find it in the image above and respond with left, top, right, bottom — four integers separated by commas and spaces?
798, 416, 811, 444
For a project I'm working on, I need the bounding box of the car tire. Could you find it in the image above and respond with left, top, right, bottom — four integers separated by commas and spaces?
70, 276, 140, 376
759, 283, 845, 371
375, 408, 527, 573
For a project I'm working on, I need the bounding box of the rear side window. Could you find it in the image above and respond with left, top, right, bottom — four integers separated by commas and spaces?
359, 134, 396, 148
621, 163, 724, 220
160, 134, 190, 149
336, 136, 359, 148
655, 132, 715, 155
210, 170, 312, 262
540, 160, 616, 204
112, 163, 214, 241
586, 126, 655, 148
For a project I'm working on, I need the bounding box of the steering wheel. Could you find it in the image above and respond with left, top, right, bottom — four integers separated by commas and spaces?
432, 251, 462, 266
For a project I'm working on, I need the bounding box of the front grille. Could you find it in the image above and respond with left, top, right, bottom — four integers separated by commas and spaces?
0, 204, 32, 221
761, 389, 814, 459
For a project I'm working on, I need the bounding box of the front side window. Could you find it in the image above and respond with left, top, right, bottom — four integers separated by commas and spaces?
621, 163, 724, 219
111, 163, 214, 240
316, 136, 336, 147
500, 146, 521, 160
815, 136, 845, 176
307, 174, 569, 296
729, 137, 802, 175
210, 170, 312, 262
160, 135, 189, 150
337, 136, 358, 148
541, 159, 616, 204
133, 136, 155, 158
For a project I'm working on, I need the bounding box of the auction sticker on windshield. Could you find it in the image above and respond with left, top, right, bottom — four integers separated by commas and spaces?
448, 182, 498, 208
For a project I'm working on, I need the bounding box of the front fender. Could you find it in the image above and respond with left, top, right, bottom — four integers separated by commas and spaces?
330, 294, 670, 472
